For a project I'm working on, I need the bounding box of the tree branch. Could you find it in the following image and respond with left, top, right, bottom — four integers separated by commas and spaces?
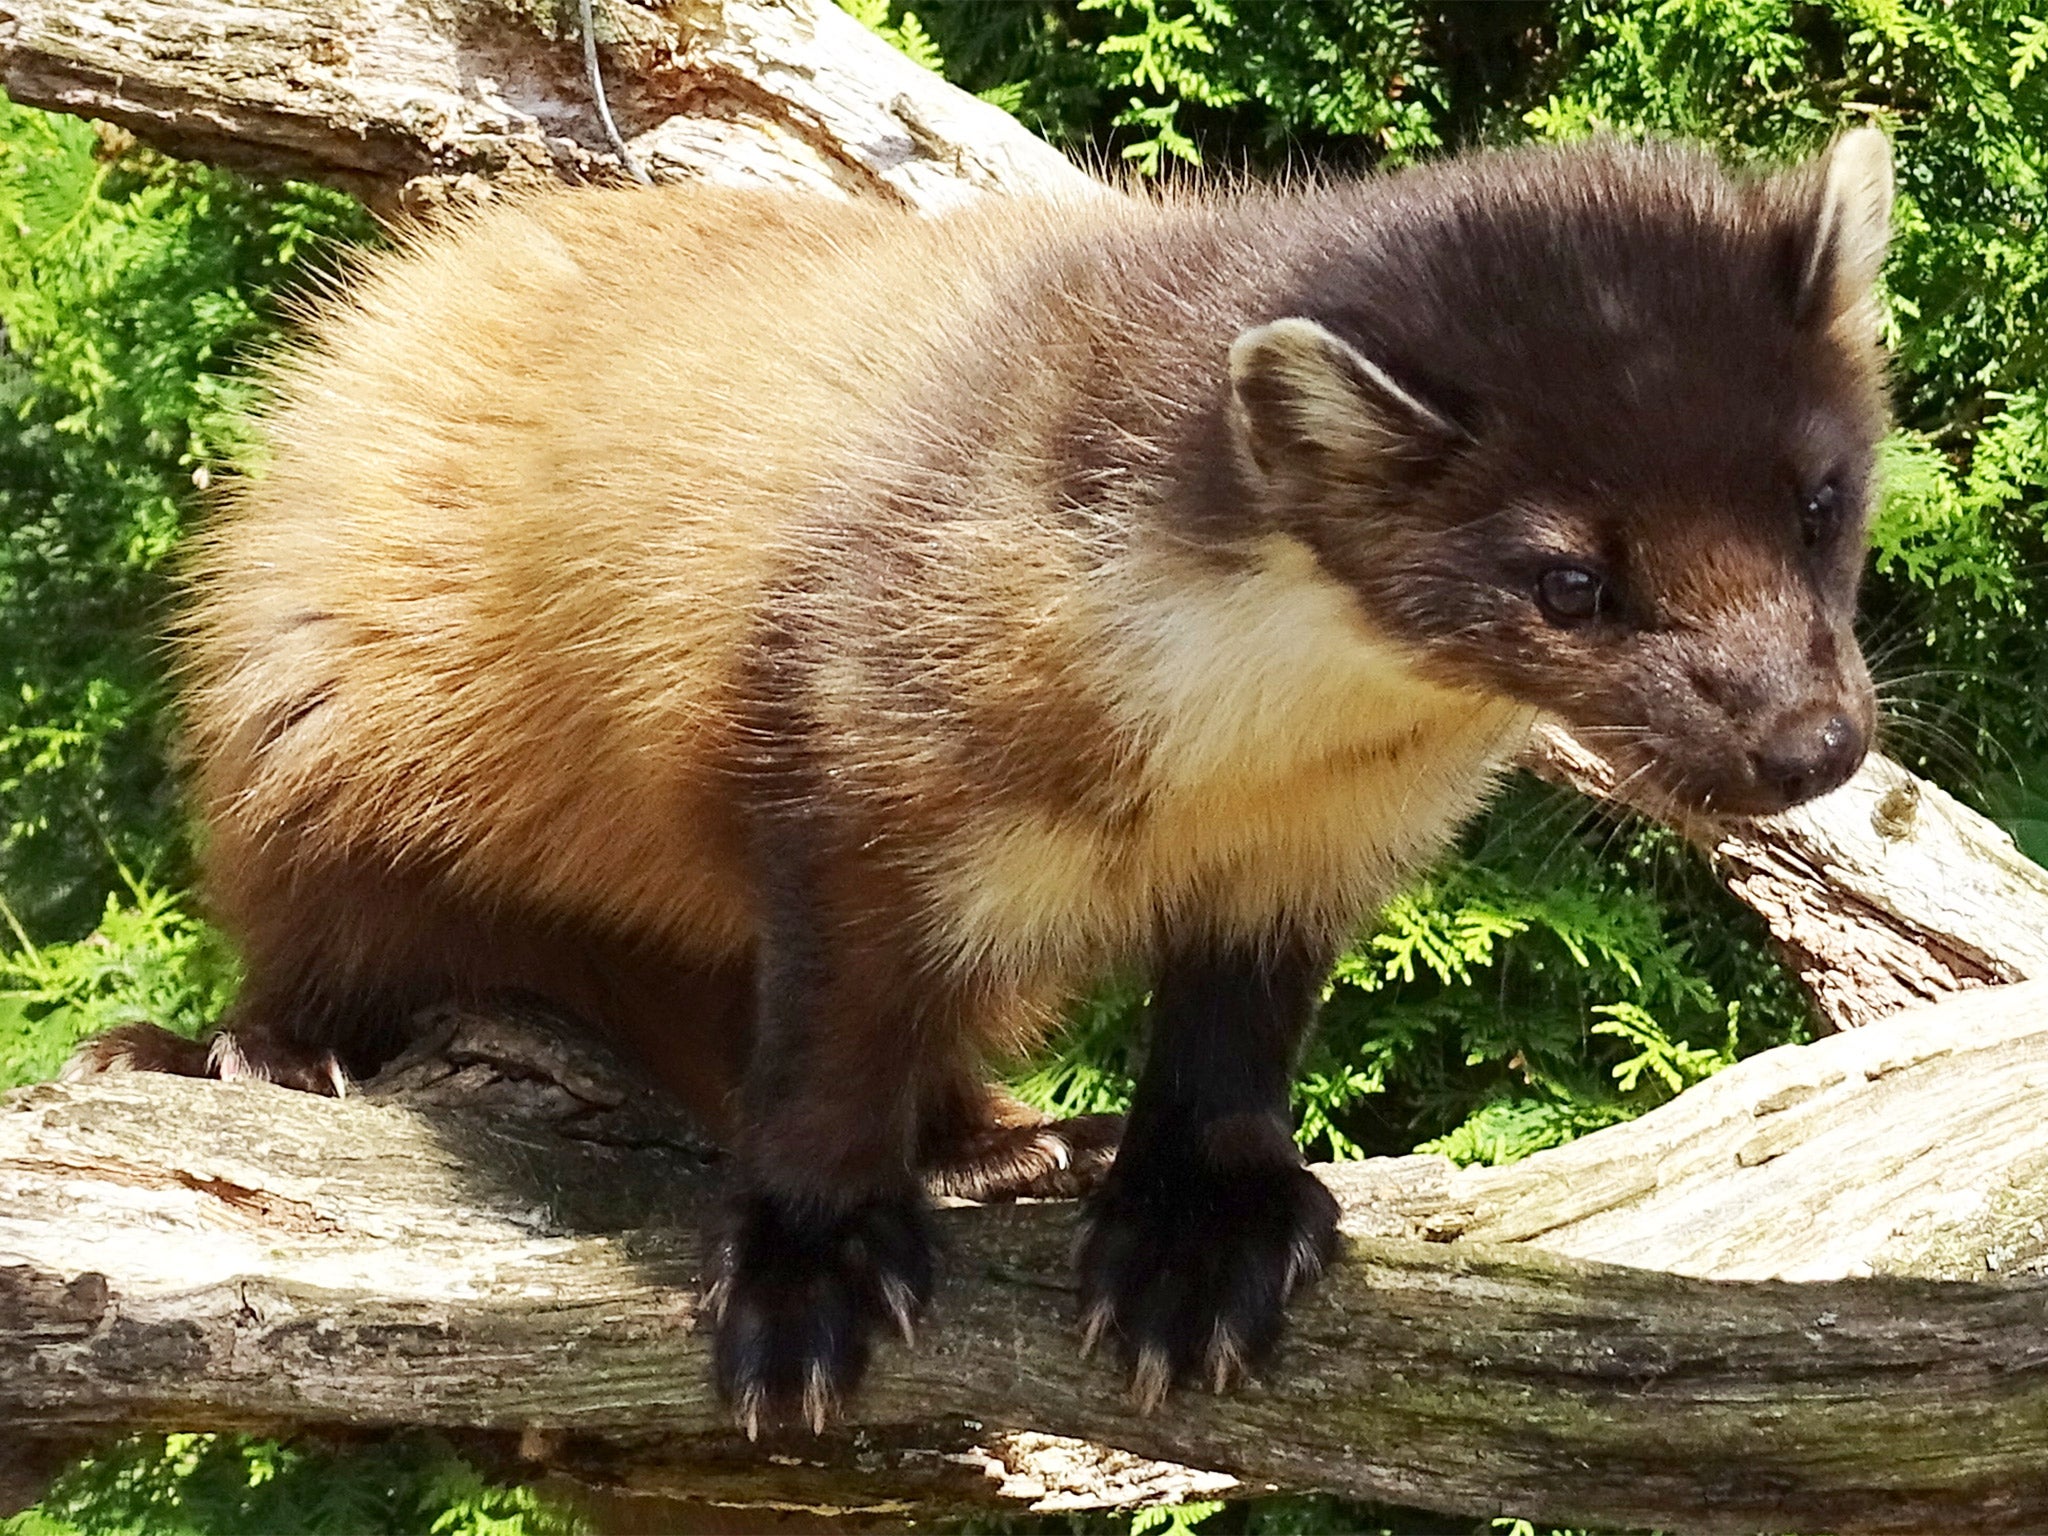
1529, 725, 2048, 1029
5, 984, 2048, 1532
0, 0, 1097, 211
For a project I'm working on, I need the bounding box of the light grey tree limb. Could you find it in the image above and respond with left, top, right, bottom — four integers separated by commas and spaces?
4, 985, 2047, 1531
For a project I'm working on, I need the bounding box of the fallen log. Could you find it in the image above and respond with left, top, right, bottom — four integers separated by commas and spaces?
4, 982, 2047, 1532
0, 0, 1095, 211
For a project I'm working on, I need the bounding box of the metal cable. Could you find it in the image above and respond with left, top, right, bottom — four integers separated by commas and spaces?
578, 0, 653, 185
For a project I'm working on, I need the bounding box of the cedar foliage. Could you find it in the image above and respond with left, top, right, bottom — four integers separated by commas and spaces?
6, 1433, 588, 1536
0, 105, 375, 939
1, 1, 2045, 1531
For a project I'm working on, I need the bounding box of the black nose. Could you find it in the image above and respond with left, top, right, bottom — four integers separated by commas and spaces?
1750, 713, 1864, 807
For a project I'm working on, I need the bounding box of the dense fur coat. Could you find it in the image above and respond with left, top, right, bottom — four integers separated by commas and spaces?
90, 133, 1893, 1428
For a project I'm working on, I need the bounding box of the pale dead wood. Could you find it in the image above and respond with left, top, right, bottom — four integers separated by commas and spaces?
1454, 978, 2048, 1278
1531, 724, 2048, 1029
0, 0, 1098, 211
4, 983, 2048, 1532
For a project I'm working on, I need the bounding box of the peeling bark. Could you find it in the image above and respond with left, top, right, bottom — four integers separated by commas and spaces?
1530, 725, 2048, 1029
4, 984, 2048, 1531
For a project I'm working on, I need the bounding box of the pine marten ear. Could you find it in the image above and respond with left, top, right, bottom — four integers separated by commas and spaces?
1791, 127, 1894, 327
1228, 317, 1463, 485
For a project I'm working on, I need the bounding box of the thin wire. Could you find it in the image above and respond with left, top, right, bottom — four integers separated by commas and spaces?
579, 0, 652, 185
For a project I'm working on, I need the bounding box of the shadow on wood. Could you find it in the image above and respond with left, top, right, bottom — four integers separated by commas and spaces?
2, 984, 2046, 1532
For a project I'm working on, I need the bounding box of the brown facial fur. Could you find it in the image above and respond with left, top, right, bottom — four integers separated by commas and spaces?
1226, 137, 1889, 817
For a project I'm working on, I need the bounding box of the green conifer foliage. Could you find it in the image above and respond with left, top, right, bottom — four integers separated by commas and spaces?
0, 100, 376, 939
6, 2, 2048, 1528
6, 1432, 587, 1536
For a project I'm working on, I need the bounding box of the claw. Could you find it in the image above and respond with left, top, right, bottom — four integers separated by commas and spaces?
1285, 1230, 1331, 1295
207, 1032, 256, 1082
1206, 1325, 1244, 1394
734, 1384, 764, 1443
1041, 1132, 1071, 1171
700, 1272, 732, 1328
1130, 1346, 1172, 1415
1075, 1160, 1337, 1413
1078, 1299, 1112, 1360
927, 1108, 1123, 1202
880, 1273, 920, 1346
711, 1192, 931, 1435
803, 1360, 835, 1436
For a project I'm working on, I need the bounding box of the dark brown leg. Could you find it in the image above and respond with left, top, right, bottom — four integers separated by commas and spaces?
1075, 929, 1341, 1410
708, 812, 970, 1436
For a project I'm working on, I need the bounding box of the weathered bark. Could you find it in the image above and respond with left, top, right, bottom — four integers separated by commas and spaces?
1531, 724, 2048, 1029
1453, 977, 2048, 1279
0, 0, 1098, 211
5, 982, 2048, 1532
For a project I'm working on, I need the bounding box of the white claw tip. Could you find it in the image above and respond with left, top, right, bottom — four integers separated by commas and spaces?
700, 1276, 731, 1327
1131, 1347, 1172, 1415
1078, 1302, 1111, 1359
1205, 1322, 1247, 1395
803, 1361, 835, 1437
881, 1275, 920, 1346
735, 1389, 764, 1443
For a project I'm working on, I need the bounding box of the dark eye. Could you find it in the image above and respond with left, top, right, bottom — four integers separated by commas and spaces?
1536, 565, 1609, 626
1799, 478, 1843, 548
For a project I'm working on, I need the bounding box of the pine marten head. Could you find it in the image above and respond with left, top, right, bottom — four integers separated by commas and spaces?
1228, 132, 1892, 818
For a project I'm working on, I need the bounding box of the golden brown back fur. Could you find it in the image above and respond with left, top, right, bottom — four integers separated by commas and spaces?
188, 185, 1531, 1120
194, 191, 1048, 964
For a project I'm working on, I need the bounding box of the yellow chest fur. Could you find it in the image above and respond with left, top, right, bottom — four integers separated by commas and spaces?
925, 536, 1534, 979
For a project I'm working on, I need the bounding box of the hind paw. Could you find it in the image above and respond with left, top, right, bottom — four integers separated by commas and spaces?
925, 1111, 1123, 1202
63, 1022, 350, 1096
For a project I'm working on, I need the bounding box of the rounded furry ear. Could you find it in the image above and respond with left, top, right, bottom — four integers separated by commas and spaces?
1794, 127, 1894, 326
1228, 317, 1462, 483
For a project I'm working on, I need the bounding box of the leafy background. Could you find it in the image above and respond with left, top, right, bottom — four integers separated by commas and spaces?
3, 0, 2044, 1531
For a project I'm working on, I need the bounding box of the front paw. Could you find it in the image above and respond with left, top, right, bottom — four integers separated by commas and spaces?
708, 1191, 934, 1437
1075, 1152, 1338, 1411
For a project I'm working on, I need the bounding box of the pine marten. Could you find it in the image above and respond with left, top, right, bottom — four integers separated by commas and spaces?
74, 131, 1893, 1431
